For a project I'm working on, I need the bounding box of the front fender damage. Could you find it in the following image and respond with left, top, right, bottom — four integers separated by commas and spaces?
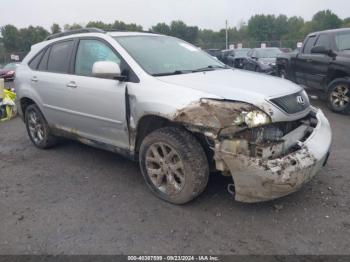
173, 99, 255, 138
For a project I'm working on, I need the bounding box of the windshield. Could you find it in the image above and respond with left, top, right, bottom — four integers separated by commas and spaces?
114, 35, 225, 76
335, 31, 350, 51
256, 48, 282, 58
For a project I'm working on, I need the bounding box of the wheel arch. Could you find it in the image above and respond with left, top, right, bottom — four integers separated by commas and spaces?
327, 69, 350, 88
134, 114, 175, 154
20, 97, 37, 118
133, 114, 214, 166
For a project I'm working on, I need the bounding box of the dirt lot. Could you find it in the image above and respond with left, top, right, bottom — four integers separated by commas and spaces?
0, 93, 350, 255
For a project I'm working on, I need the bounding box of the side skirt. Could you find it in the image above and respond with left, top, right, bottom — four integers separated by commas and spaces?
51, 127, 136, 161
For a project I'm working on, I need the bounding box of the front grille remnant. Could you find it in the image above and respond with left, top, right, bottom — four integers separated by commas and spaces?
270, 91, 310, 114
232, 113, 318, 159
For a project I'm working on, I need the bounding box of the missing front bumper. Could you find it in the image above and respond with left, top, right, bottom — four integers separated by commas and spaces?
216, 108, 332, 203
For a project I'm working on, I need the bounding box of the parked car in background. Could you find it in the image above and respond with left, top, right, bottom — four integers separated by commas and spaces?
219, 49, 234, 64
16, 29, 331, 204
243, 47, 282, 74
280, 47, 293, 53
204, 48, 222, 59
0, 62, 19, 81
276, 28, 350, 113
220, 48, 251, 68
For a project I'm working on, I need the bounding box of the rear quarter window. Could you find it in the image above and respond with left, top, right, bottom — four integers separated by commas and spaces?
28, 50, 45, 70
38, 47, 51, 71
315, 34, 332, 50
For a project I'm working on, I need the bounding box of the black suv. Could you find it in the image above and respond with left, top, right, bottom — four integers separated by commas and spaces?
277, 28, 350, 113
220, 48, 251, 68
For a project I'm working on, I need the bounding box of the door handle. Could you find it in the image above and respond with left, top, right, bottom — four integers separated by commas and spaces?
31, 76, 38, 82
67, 81, 77, 88
306, 59, 313, 63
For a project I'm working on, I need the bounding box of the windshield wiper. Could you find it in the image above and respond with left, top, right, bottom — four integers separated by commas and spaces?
192, 65, 230, 72
152, 70, 193, 77
152, 65, 229, 77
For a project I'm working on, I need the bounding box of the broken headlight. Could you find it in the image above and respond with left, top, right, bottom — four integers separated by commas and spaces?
234, 110, 271, 128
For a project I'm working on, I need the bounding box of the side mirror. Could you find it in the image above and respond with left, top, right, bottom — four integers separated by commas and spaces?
92, 61, 124, 80
252, 56, 258, 60
311, 46, 337, 57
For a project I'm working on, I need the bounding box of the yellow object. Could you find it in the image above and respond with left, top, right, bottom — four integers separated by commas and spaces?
4, 89, 16, 101
0, 78, 4, 99
1, 88, 17, 121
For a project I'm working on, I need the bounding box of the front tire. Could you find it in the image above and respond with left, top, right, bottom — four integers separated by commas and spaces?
139, 127, 209, 204
327, 78, 350, 113
25, 104, 57, 149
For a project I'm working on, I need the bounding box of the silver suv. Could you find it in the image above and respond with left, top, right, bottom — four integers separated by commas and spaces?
15, 29, 332, 204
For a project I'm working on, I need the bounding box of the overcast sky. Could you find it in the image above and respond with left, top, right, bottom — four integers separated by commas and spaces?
1, 0, 349, 31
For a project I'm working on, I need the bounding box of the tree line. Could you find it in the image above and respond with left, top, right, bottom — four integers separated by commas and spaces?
1, 9, 350, 56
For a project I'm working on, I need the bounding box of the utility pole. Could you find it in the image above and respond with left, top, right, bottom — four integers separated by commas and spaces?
225, 20, 228, 50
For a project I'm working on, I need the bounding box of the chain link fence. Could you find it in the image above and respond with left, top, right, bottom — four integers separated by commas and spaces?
198, 39, 303, 50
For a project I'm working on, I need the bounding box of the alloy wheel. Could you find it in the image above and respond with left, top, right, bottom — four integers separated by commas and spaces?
145, 142, 185, 195
330, 84, 349, 109
28, 110, 45, 144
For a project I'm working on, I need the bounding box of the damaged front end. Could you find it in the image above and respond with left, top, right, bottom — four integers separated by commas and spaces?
173, 99, 332, 203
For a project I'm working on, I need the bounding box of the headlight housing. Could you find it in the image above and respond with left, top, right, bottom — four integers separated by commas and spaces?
234, 110, 271, 128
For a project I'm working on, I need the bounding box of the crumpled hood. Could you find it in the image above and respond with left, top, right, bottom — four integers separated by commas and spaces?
157, 69, 302, 104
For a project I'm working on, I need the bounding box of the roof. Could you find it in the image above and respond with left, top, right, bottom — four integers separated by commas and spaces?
107, 31, 160, 37
45, 28, 161, 41
309, 27, 350, 36
30, 30, 164, 55
45, 28, 105, 40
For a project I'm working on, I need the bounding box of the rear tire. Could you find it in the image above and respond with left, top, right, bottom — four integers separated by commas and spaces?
327, 78, 350, 113
25, 104, 57, 149
139, 127, 209, 204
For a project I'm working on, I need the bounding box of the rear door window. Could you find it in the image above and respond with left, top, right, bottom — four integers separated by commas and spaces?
335, 31, 350, 51
47, 40, 74, 73
315, 34, 332, 50
303, 36, 317, 54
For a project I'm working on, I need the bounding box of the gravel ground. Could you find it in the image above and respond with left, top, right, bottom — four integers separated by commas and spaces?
0, 93, 349, 255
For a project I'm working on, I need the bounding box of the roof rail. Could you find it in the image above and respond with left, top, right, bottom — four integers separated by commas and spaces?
45, 28, 105, 41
